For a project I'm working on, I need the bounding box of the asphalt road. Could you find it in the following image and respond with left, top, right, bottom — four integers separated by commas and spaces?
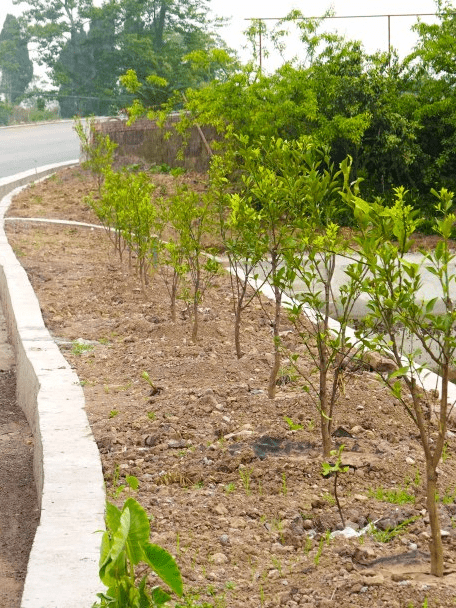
0, 121, 80, 178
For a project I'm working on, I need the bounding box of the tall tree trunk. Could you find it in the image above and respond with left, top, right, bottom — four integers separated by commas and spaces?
154, 0, 168, 50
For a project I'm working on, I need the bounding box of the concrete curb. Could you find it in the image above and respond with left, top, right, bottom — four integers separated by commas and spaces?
0, 161, 105, 608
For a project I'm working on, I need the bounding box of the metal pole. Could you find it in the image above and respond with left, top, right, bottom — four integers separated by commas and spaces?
388, 14, 391, 55
259, 23, 262, 71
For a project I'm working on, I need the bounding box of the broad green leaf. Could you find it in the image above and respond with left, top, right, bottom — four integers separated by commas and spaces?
142, 543, 183, 596
150, 586, 172, 606
425, 297, 438, 314
105, 501, 121, 534
388, 366, 409, 380
109, 507, 131, 564
123, 498, 151, 565
126, 475, 139, 491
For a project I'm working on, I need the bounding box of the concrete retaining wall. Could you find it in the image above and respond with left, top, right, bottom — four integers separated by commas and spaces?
0, 161, 105, 608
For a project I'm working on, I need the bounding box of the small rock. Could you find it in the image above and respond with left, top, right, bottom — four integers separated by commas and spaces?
391, 573, 412, 582
364, 351, 398, 373
212, 552, 228, 565
405, 457, 415, 465
224, 429, 254, 440
311, 497, 326, 509
167, 439, 187, 449
268, 569, 280, 579
219, 534, 230, 546
214, 504, 228, 516
351, 583, 363, 593
353, 494, 368, 502
353, 547, 376, 565
362, 575, 384, 586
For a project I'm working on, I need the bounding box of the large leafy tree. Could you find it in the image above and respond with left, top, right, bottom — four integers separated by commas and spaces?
56, 6, 118, 116
15, 0, 227, 114
0, 14, 33, 103
402, 0, 456, 195
114, 0, 228, 108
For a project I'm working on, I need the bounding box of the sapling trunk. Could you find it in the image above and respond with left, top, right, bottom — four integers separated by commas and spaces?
319, 274, 332, 457
334, 472, 345, 528
191, 269, 201, 342
268, 275, 282, 399
426, 460, 444, 576
234, 303, 243, 359
192, 298, 199, 343
319, 351, 331, 458
170, 279, 177, 322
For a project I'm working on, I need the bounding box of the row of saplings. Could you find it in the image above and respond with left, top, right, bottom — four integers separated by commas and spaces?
81, 126, 456, 606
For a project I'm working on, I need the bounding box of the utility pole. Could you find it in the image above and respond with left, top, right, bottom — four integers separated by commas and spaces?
245, 13, 437, 69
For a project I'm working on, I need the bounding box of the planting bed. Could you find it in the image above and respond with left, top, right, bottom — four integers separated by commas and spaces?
5, 166, 456, 607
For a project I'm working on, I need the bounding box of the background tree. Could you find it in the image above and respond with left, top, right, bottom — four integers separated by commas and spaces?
0, 14, 33, 103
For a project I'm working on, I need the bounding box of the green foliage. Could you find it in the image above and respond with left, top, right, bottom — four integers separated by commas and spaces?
321, 445, 349, 527
239, 467, 253, 496
87, 167, 157, 285
93, 497, 183, 607
368, 486, 415, 505
0, 14, 33, 103
74, 117, 118, 188
372, 517, 418, 543
0, 101, 12, 125
165, 182, 219, 341
71, 340, 94, 356
283, 416, 303, 431
342, 173, 456, 576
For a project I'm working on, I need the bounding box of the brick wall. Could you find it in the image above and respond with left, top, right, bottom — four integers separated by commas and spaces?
94, 116, 216, 172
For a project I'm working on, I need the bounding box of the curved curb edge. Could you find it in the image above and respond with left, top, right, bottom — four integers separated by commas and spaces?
0, 160, 105, 608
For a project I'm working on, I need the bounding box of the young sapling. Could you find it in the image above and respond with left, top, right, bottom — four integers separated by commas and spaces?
321, 444, 349, 528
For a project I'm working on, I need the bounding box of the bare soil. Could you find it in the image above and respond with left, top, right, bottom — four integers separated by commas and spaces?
0, 316, 38, 608
5, 166, 456, 607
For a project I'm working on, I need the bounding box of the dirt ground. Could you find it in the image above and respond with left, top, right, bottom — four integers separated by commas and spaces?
5, 166, 456, 607
0, 316, 38, 608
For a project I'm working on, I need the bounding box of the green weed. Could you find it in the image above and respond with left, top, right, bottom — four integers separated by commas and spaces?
368, 486, 415, 504
71, 340, 94, 356
283, 416, 303, 431
239, 466, 253, 496
281, 473, 288, 496
372, 516, 418, 542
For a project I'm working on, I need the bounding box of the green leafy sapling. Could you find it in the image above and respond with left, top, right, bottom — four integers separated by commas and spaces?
167, 183, 220, 342
235, 135, 315, 398
74, 117, 117, 191
93, 498, 183, 607
321, 444, 349, 528
343, 178, 456, 577
285, 155, 368, 456
214, 150, 268, 359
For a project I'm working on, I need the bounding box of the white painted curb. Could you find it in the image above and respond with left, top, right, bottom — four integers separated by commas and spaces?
0, 161, 105, 607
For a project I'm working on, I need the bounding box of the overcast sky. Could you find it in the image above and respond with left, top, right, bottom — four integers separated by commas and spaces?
0, 0, 442, 75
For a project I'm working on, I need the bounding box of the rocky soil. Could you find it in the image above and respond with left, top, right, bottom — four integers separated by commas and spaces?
5, 166, 456, 607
